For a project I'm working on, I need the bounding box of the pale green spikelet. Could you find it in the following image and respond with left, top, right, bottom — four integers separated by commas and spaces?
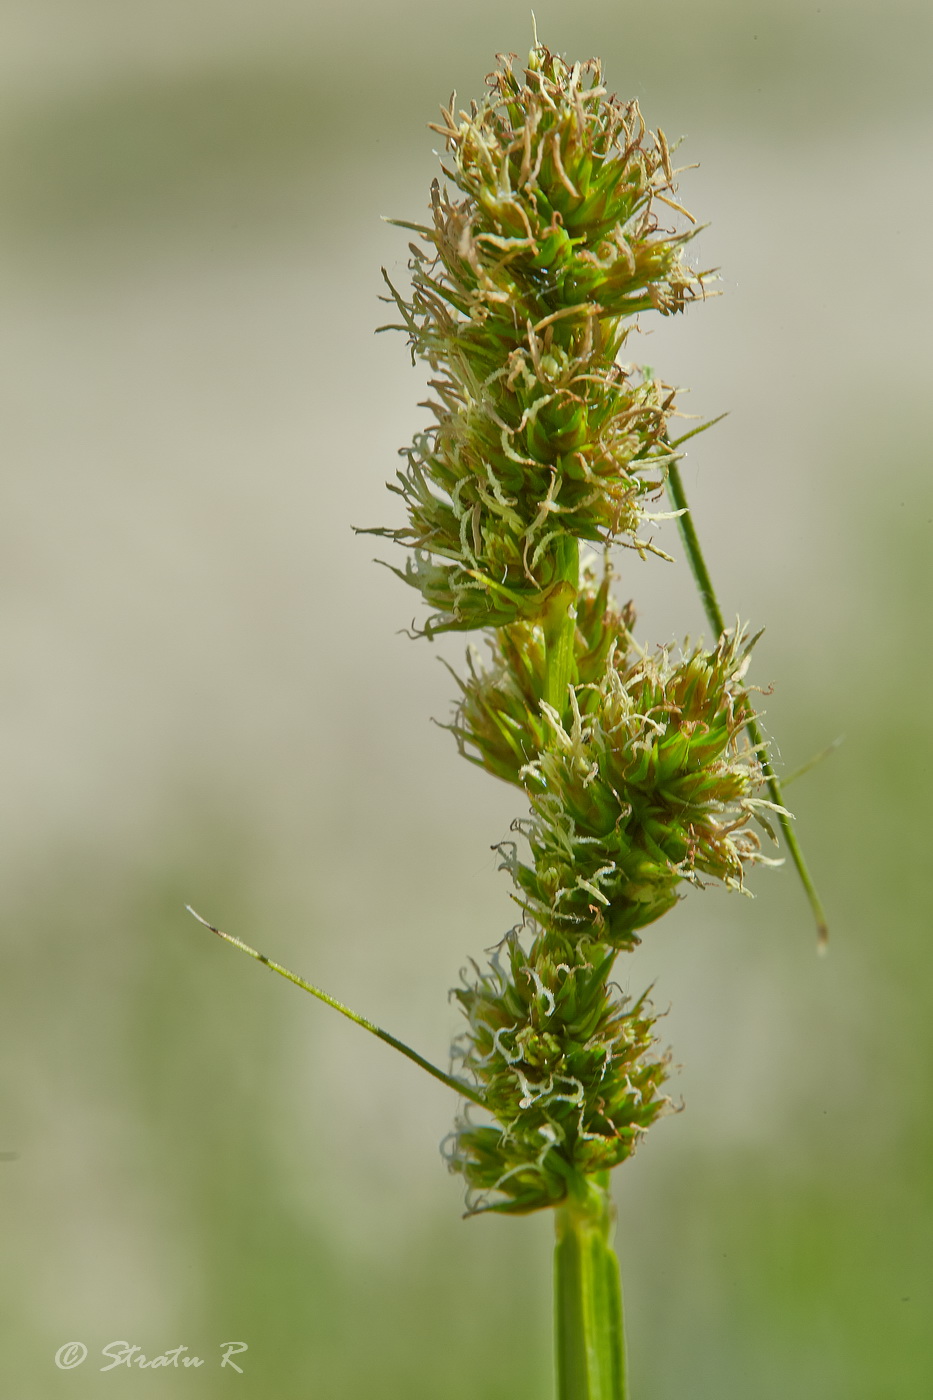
371, 46, 702, 637
511, 626, 767, 949
446, 562, 635, 784
447, 930, 670, 1215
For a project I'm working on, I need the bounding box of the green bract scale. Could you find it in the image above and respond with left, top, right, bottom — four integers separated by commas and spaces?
375, 45, 776, 1216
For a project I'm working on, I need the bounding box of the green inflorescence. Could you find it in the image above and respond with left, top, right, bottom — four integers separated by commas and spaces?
378, 45, 776, 1215
448, 935, 668, 1214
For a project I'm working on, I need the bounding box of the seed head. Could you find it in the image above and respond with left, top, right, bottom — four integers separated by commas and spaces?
448, 930, 670, 1214
372, 43, 786, 1217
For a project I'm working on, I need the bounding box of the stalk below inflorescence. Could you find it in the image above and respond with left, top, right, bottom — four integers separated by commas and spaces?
555, 1173, 627, 1400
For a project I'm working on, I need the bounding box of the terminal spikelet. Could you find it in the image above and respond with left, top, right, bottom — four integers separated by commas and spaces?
373, 45, 700, 636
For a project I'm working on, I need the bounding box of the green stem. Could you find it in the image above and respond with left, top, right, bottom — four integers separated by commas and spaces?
542, 536, 580, 720
186, 906, 486, 1107
554, 1172, 627, 1400
665, 460, 828, 946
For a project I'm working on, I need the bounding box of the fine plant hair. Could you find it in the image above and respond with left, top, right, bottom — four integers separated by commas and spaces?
191, 40, 826, 1400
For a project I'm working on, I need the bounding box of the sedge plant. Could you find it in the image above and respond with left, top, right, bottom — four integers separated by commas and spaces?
191, 41, 826, 1400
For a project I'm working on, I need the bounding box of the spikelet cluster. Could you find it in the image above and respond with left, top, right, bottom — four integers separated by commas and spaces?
448, 934, 668, 1214
511, 623, 765, 948
379, 46, 770, 1214
374, 44, 696, 637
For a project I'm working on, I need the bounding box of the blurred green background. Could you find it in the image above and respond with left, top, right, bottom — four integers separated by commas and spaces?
2, 0, 931, 1395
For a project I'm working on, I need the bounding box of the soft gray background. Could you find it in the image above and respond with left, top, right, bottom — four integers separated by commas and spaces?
2, 1, 931, 1395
